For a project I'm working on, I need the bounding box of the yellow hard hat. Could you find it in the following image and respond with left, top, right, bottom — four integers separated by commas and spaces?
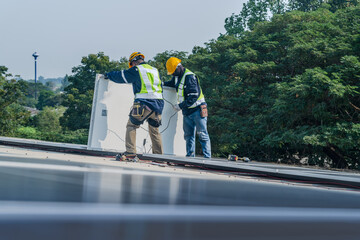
128, 52, 145, 68
166, 57, 181, 75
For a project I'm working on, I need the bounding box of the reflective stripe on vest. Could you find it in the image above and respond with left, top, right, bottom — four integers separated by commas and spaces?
177, 69, 205, 108
135, 64, 163, 99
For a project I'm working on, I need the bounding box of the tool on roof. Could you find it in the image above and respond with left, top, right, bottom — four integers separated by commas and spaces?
228, 155, 250, 162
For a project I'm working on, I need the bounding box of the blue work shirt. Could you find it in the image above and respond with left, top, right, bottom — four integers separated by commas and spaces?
105, 62, 164, 114
164, 68, 205, 116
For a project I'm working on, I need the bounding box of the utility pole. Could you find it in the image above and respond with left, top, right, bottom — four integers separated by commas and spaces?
32, 52, 39, 100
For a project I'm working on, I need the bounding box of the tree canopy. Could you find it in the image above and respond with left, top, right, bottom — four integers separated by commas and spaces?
187, 5, 360, 168
0, 66, 30, 136
225, 0, 359, 37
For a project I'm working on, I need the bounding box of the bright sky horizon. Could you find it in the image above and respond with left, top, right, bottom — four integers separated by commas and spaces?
1, 0, 245, 80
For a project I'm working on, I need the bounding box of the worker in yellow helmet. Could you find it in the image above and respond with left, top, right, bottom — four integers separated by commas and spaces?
165, 57, 211, 158
104, 52, 163, 155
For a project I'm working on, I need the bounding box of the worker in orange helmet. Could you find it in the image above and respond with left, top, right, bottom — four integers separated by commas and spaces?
165, 57, 211, 158
104, 52, 164, 155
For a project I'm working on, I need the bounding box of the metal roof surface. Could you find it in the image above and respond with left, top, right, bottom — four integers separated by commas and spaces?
0, 139, 360, 239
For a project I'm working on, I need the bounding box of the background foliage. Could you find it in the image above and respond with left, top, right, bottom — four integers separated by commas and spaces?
188, 3, 360, 168
0, 66, 30, 136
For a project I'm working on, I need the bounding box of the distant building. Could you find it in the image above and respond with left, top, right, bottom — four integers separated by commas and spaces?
24, 107, 40, 117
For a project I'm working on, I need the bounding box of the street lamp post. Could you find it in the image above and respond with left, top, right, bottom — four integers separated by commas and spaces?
32, 52, 39, 100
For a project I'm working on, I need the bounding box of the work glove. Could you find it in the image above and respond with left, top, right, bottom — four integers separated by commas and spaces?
173, 104, 181, 112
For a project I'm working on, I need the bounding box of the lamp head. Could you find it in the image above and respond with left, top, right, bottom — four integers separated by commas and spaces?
32, 52, 39, 60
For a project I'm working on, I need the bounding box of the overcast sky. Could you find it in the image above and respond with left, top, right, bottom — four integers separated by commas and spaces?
1, 0, 245, 79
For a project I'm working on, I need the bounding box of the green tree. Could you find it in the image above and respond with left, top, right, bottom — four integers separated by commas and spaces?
20, 80, 49, 99
0, 66, 30, 136
225, 0, 359, 37
326, 0, 359, 12
225, 0, 280, 36
33, 106, 65, 133
188, 6, 360, 168
36, 90, 63, 110
288, 0, 326, 11
288, 0, 360, 12
60, 75, 70, 91
17, 79, 52, 108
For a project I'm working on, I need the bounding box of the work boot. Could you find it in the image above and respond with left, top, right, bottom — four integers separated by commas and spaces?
116, 152, 136, 161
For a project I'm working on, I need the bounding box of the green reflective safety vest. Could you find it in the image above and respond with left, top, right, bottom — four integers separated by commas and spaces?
135, 64, 163, 99
177, 69, 205, 108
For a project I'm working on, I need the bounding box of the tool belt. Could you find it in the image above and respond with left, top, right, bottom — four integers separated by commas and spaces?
129, 102, 159, 126
131, 102, 145, 117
